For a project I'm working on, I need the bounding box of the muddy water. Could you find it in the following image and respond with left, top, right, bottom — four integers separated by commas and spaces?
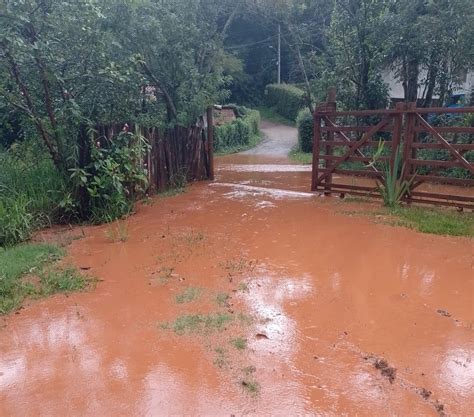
1, 127, 473, 416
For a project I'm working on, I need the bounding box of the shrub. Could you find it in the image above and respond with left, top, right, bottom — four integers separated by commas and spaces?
214, 107, 260, 152
264, 84, 305, 121
296, 109, 313, 153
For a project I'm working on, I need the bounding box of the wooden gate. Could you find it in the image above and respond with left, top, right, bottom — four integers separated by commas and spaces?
311, 93, 474, 209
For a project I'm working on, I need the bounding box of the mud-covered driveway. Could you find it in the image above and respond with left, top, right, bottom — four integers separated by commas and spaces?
1, 121, 473, 417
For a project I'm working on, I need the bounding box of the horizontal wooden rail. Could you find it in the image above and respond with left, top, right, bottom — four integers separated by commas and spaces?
411, 143, 474, 150
315, 106, 474, 117
319, 140, 394, 148
312, 93, 473, 208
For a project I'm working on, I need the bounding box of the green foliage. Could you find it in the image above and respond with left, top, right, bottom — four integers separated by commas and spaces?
214, 107, 261, 153
162, 313, 233, 335
391, 207, 473, 237
71, 131, 149, 224
264, 84, 305, 121
289, 147, 313, 165
296, 108, 313, 153
0, 244, 62, 314
175, 287, 202, 304
0, 143, 68, 246
375, 145, 415, 208
256, 106, 294, 126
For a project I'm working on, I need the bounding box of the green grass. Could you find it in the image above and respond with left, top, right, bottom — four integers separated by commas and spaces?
215, 131, 263, 156
241, 379, 260, 397
289, 146, 313, 165
175, 287, 202, 304
0, 147, 67, 246
216, 292, 230, 307
391, 207, 473, 237
162, 313, 234, 335
256, 106, 295, 126
231, 337, 247, 350
0, 243, 91, 314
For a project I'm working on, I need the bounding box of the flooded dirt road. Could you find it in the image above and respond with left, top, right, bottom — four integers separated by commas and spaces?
1, 121, 473, 416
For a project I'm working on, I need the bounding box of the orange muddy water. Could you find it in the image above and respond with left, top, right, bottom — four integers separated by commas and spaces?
1, 122, 473, 417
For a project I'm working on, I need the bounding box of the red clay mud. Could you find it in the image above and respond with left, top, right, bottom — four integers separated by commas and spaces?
1, 122, 473, 416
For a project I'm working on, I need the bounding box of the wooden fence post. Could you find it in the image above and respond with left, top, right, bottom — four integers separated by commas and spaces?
312, 110, 322, 191
390, 102, 405, 174
324, 88, 337, 195
402, 102, 417, 202
206, 106, 215, 181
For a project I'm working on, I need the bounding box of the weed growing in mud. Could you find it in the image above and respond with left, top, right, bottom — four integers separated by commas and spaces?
241, 379, 260, 397
237, 312, 254, 325
175, 287, 202, 304
0, 243, 93, 314
213, 347, 229, 369
220, 256, 256, 275
178, 230, 205, 246
105, 221, 129, 242
156, 267, 175, 284
40, 267, 92, 295
216, 292, 230, 307
162, 313, 233, 335
231, 337, 247, 350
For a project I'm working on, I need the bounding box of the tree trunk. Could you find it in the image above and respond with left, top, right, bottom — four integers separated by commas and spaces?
406, 58, 419, 103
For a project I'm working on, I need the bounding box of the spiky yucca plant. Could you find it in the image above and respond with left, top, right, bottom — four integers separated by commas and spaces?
377, 146, 415, 208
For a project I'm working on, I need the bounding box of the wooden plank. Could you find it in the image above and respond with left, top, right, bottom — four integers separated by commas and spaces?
322, 126, 394, 132
405, 197, 474, 209
318, 117, 390, 183
413, 175, 474, 186
416, 114, 474, 173
320, 140, 394, 148
312, 114, 322, 191
410, 191, 474, 203
321, 155, 390, 163
319, 168, 381, 178
206, 106, 215, 181
411, 143, 474, 150
409, 159, 464, 168
414, 126, 474, 134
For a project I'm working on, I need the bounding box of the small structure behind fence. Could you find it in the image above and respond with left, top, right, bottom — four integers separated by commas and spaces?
311, 90, 474, 209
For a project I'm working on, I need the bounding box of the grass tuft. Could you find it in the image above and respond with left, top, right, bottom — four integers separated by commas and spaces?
162, 313, 234, 335
175, 287, 202, 304
216, 292, 230, 307
231, 337, 247, 350
105, 221, 129, 242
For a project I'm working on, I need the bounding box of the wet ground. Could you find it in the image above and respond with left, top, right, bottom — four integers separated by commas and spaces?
1, 122, 473, 416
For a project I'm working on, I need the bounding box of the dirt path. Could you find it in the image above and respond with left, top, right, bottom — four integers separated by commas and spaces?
240, 120, 297, 157
1, 120, 473, 417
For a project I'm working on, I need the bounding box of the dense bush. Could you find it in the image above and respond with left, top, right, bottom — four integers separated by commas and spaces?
214, 107, 260, 152
264, 84, 305, 121
296, 109, 314, 153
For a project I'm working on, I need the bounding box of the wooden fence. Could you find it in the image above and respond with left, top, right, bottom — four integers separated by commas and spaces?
311, 92, 474, 209
95, 107, 215, 193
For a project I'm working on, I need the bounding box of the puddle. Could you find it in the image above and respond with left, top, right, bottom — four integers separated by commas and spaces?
0, 123, 473, 416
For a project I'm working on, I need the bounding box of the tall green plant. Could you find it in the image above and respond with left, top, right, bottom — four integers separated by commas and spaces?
375, 144, 415, 208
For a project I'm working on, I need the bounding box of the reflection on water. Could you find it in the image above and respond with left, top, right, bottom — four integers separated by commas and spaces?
440, 349, 474, 396
211, 182, 314, 200
218, 164, 312, 173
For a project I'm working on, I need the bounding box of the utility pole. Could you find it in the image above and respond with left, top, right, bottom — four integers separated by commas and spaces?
277, 24, 281, 84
